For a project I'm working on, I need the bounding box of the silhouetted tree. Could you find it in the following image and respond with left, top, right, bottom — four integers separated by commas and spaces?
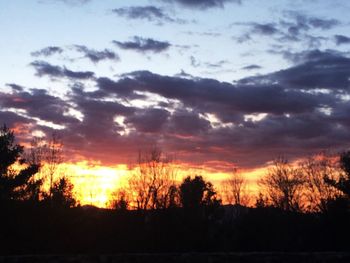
110, 189, 129, 211
301, 153, 342, 212
255, 192, 269, 208
180, 175, 220, 209
325, 151, 350, 198
0, 125, 40, 202
128, 147, 178, 210
46, 176, 76, 208
222, 168, 250, 206
26, 133, 63, 199
259, 157, 306, 212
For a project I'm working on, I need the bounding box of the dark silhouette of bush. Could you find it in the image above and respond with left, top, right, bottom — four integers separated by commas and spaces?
179, 175, 221, 209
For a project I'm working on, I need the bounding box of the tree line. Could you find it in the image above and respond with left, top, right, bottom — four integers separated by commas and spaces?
110, 148, 350, 216
0, 124, 349, 254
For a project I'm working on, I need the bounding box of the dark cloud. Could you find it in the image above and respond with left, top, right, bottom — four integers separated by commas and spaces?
162, 0, 242, 9
166, 110, 211, 136
241, 64, 262, 70
281, 11, 339, 33
31, 46, 63, 57
95, 70, 333, 121
267, 50, 350, 90
112, 6, 185, 24
61, 89, 155, 163
251, 23, 279, 36
74, 45, 119, 63
302, 16, 339, 30
334, 35, 350, 45
30, 60, 94, 80
232, 22, 281, 43
126, 108, 170, 133
0, 111, 31, 128
240, 52, 350, 91
278, 49, 345, 64
113, 37, 171, 53
6, 83, 25, 91
4, 48, 350, 169
233, 22, 282, 45
64, 49, 349, 167
0, 88, 78, 125
175, 70, 194, 78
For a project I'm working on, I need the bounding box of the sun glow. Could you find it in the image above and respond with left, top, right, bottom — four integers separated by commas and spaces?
41, 160, 267, 208
62, 162, 129, 208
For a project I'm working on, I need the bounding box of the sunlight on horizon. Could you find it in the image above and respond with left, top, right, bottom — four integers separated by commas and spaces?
53, 161, 267, 208
62, 162, 129, 208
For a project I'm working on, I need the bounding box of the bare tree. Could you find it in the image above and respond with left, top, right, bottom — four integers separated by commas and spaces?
222, 168, 250, 206
128, 147, 178, 210
259, 157, 306, 212
301, 153, 342, 212
44, 133, 63, 197
27, 132, 64, 199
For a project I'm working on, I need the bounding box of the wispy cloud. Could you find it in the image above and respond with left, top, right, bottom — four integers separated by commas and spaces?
113, 37, 171, 53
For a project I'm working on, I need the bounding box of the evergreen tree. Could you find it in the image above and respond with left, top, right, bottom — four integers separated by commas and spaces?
0, 125, 39, 202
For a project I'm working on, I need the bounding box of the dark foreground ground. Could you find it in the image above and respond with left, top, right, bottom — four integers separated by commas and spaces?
1, 253, 350, 263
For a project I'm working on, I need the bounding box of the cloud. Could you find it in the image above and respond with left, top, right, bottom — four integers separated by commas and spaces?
251, 23, 279, 36
241, 64, 262, 70
30, 60, 95, 80
281, 11, 340, 33
190, 56, 201, 67
0, 111, 31, 128
125, 108, 170, 133
334, 35, 350, 45
4, 48, 350, 169
205, 60, 229, 68
161, 0, 242, 9
6, 83, 25, 91
112, 6, 185, 24
31, 46, 63, 57
74, 45, 120, 63
96, 69, 333, 121
113, 37, 171, 53
234, 12, 339, 47
0, 88, 79, 125
166, 110, 211, 136
264, 49, 350, 90
190, 56, 228, 69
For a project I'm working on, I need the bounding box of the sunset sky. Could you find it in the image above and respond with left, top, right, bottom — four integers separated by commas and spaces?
1, 0, 350, 206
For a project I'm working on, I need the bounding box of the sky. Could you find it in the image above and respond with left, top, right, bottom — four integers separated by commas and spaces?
1, 0, 350, 198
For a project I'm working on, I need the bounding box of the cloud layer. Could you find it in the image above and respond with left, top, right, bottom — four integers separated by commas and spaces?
2, 48, 350, 170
